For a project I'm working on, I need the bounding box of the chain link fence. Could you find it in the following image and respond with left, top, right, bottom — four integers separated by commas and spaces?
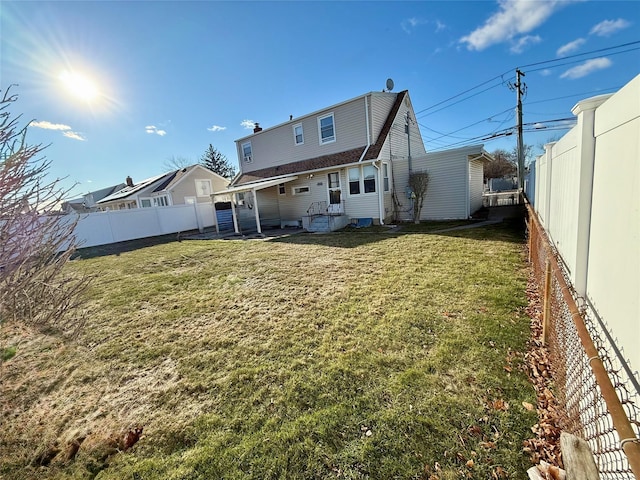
527, 206, 640, 478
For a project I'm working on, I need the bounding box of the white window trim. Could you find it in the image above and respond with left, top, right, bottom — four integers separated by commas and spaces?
241, 141, 253, 163
383, 163, 390, 192
347, 165, 378, 197
139, 197, 153, 208
292, 185, 311, 196
293, 123, 304, 146
317, 112, 336, 145
195, 179, 213, 197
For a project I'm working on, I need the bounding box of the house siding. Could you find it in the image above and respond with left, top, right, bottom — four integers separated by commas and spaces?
255, 188, 281, 227
469, 159, 484, 215
238, 97, 370, 173
277, 177, 327, 220
169, 168, 230, 204
369, 93, 398, 143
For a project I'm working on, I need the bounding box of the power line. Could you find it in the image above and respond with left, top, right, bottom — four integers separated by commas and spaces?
524, 86, 622, 106
526, 47, 640, 74
517, 40, 640, 70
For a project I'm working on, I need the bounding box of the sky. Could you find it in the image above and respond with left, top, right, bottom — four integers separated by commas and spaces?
2, 0, 639, 198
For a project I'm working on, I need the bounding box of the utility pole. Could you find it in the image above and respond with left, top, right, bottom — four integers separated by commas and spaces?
515, 68, 526, 192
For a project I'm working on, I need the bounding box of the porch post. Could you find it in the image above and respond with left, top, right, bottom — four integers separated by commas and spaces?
231, 193, 240, 234
252, 188, 262, 234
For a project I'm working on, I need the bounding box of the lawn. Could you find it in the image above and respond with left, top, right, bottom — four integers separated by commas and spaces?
0, 221, 537, 479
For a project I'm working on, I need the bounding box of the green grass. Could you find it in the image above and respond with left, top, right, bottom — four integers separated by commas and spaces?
0, 221, 536, 479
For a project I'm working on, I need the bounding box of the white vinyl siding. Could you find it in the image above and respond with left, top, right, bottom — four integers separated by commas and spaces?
469, 159, 484, 215
278, 178, 327, 220
235, 96, 371, 173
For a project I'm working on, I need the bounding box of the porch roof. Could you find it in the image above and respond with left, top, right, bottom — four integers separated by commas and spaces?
212, 175, 298, 196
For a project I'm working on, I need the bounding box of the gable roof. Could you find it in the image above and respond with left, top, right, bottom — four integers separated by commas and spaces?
233, 90, 408, 186
96, 172, 172, 204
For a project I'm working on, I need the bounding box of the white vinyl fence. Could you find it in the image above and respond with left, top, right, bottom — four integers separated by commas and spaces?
528, 74, 639, 381
69, 202, 218, 249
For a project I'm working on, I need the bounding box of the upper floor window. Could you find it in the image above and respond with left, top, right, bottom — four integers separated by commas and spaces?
241, 142, 253, 163
293, 124, 304, 145
195, 179, 212, 197
318, 113, 335, 144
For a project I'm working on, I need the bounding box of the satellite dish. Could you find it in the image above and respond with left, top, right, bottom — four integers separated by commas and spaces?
386, 78, 394, 91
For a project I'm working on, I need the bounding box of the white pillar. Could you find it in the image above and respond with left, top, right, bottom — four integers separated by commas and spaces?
252, 188, 262, 234
231, 194, 240, 234
571, 94, 612, 296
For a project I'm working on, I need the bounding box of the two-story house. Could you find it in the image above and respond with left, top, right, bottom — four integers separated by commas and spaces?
97, 164, 230, 211
217, 89, 489, 233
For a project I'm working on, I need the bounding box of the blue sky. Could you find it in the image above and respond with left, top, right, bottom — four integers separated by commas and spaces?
2, 0, 638, 197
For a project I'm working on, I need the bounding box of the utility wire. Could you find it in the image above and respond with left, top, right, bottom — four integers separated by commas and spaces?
525, 47, 640, 74
517, 40, 640, 70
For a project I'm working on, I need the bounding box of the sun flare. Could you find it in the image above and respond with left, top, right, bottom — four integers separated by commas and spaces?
59, 70, 99, 101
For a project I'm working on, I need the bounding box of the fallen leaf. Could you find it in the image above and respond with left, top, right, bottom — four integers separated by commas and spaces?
522, 401, 535, 411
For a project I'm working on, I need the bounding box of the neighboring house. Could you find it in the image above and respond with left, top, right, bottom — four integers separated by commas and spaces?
215, 89, 487, 233
62, 183, 126, 213
96, 164, 230, 211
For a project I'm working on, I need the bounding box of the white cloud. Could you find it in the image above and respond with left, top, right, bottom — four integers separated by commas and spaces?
460, 0, 568, 51
590, 18, 630, 37
560, 57, 612, 79
63, 131, 86, 141
241, 119, 255, 130
30, 120, 72, 131
145, 125, 167, 136
401, 17, 427, 34
539, 69, 553, 76
207, 125, 226, 132
510, 35, 541, 54
435, 20, 446, 33
557, 38, 586, 56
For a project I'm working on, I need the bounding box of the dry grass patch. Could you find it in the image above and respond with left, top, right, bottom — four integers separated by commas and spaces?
1, 221, 536, 479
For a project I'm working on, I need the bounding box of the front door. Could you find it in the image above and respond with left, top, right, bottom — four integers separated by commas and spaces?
327, 172, 343, 214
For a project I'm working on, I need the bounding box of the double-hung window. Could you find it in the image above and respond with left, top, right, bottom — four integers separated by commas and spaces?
293, 124, 304, 145
348, 165, 377, 195
318, 113, 335, 144
241, 142, 253, 163
348, 168, 360, 195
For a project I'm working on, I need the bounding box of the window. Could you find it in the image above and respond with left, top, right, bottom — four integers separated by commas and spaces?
363, 165, 376, 193
348, 165, 377, 195
241, 142, 253, 163
318, 113, 335, 144
328, 172, 339, 189
195, 179, 212, 197
383, 163, 390, 192
184, 196, 196, 204
293, 124, 304, 145
154, 196, 170, 207
140, 198, 152, 208
278, 183, 286, 195
348, 168, 360, 195
292, 185, 310, 196
236, 192, 245, 205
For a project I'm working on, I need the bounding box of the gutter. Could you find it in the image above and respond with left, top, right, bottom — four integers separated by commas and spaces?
374, 161, 385, 225
358, 95, 371, 162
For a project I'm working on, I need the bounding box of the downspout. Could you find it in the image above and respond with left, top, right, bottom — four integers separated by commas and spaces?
358, 95, 371, 162
373, 162, 384, 225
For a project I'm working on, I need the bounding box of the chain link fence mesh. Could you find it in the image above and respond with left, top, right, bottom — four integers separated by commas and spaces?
528, 208, 640, 479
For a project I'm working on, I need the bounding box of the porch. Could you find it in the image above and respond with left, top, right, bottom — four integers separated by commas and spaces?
302, 201, 350, 233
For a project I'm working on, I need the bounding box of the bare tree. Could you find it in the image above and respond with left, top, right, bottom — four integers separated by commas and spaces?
408, 171, 430, 224
0, 86, 89, 337
163, 155, 192, 172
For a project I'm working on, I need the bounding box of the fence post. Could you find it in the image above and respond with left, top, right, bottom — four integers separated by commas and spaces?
542, 259, 552, 345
